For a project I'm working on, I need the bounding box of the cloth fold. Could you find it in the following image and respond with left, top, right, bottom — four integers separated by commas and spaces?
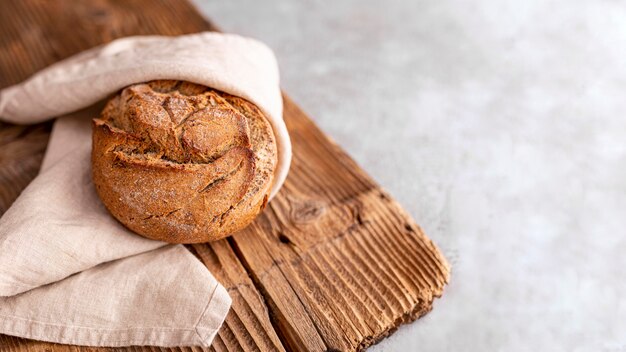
0, 245, 230, 347
0, 32, 289, 347
0, 111, 167, 297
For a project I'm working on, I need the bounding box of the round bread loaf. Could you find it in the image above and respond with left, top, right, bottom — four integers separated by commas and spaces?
92, 80, 277, 243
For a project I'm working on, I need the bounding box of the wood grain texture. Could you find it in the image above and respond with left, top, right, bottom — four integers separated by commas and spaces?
229, 97, 449, 351
0, 0, 450, 351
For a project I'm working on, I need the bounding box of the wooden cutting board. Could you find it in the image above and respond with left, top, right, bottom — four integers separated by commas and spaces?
0, 0, 450, 351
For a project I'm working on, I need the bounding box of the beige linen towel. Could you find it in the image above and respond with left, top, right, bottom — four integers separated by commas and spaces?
0, 32, 290, 347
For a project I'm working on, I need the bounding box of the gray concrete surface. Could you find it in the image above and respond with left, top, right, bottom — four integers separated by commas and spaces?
193, 0, 626, 351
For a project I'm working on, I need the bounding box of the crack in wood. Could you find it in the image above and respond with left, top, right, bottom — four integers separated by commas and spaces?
226, 235, 304, 351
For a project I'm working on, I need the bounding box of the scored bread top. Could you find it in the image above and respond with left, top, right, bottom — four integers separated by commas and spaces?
92, 80, 277, 243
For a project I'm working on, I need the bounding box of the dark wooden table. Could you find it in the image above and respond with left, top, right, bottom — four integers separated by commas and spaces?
0, 1, 450, 351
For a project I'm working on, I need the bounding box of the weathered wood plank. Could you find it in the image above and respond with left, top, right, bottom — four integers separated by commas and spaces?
191, 242, 285, 352
0, 0, 450, 351
229, 97, 449, 351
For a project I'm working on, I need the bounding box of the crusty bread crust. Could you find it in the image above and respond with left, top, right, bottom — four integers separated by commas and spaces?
92, 80, 277, 243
